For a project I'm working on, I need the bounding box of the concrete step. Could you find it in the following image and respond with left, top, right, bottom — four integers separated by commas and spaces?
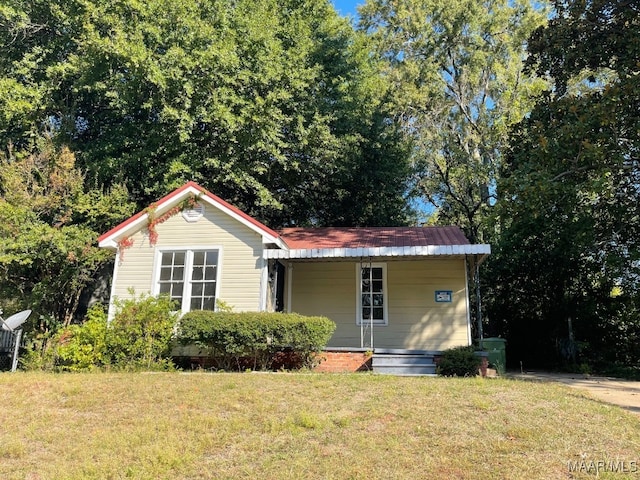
374, 348, 440, 356
372, 353, 437, 376
373, 364, 437, 376
372, 354, 435, 367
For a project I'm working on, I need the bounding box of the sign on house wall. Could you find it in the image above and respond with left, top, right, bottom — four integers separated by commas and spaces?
435, 290, 453, 303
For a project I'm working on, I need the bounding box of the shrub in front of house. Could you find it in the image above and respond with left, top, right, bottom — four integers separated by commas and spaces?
436, 345, 481, 377
29, 293, 178, 372
108, 293, 178, 370
176, 311, 336, 371
54, 304, 110, 371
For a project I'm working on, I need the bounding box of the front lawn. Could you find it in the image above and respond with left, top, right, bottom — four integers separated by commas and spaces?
0, 373, 638, 479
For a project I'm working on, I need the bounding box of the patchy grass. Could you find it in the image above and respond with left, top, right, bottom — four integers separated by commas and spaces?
0, 372, 639, 479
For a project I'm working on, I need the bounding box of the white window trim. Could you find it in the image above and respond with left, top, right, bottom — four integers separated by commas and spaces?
355, 262, 389, 326
152, 245, 223, 315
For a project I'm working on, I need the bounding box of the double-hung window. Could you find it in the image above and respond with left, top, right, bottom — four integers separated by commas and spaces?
156, 249, 219, 313
357, 263, 388, 326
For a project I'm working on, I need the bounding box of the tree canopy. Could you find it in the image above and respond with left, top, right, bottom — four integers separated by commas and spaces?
0, 137, 134, 329
488, 0, 640, 368
0, 0, 413, 228
359, 0, 549, 242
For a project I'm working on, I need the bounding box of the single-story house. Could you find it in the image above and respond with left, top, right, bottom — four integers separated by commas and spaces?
98, 181, 491, 373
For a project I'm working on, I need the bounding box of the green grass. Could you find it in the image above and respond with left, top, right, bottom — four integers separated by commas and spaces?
1, 372, 639, 479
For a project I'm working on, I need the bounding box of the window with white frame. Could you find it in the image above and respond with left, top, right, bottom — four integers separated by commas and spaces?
357, 263, 388, 326
157, 249, 219, 313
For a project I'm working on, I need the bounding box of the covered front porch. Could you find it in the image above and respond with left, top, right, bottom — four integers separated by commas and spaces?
262, 226, 490, 375
265, 253, 486, 353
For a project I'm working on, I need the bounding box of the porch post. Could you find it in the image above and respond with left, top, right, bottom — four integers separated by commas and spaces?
287, 262, 293, 313
475, 257, 484, 350
464, 256, 472, 345
465, 255, 484, 349
259, 256, 268, 312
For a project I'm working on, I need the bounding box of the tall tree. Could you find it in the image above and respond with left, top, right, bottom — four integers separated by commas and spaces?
489, 0, 640, 368
359, 0, 549, 242
0, 0, 414, 228
0, 137, 135, 329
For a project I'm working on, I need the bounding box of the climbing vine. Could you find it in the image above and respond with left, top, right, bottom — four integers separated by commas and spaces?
117, 236, 135, 262
146, 195, 202, 246
116, 193, 203, 262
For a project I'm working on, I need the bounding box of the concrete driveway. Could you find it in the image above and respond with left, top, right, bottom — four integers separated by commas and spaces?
509, 371, 640, 416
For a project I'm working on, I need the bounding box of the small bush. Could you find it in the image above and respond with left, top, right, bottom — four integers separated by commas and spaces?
177, 311, 336, 370
55, 305, 109, 371
19, 328, 58, 371
23, 295, 178, 372
108, 293, 178, 370
437, 345, 481, 377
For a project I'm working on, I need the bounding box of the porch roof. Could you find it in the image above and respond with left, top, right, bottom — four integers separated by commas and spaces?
266, 227, 491, 260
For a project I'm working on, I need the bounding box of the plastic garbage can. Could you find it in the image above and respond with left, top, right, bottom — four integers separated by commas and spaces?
482, 337, 506, 373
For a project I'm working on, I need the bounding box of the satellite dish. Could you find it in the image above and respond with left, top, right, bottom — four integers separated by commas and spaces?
1, 310, 31, 332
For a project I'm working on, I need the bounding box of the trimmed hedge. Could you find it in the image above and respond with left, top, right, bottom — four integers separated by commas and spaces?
176, 311, 336, 371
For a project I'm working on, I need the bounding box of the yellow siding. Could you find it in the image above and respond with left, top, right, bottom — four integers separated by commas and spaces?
385, 259, 469, 350
290, 262, 359, 346
111, 206, 264, 313
289, 259, 470, 350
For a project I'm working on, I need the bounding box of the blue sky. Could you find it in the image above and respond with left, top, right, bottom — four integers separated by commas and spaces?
331, 0, 363, 18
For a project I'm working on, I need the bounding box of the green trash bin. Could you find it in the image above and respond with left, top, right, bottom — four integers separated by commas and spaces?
482, 337, 506, 373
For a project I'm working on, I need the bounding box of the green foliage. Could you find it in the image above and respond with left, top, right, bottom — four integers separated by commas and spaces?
0, 200, 110, 328
177, 311, 336, 370
526, 0, 639, 96
19, 324, 58, 372
486, 0, 640, 369
108, 293, 178, 371
359, 0, 550, 241
436, 346, 481, 377
215, 299, 234, 313
0, 0, 414, 228
0, 139, 134, 331
54, 305, 109, 372
22, 296, 178, 372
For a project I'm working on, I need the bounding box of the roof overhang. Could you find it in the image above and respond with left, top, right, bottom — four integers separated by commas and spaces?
264, 244, 491, 260
98, 182, 287, 250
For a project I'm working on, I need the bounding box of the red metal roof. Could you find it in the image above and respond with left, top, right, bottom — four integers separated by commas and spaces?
98, 181, 476, 254
279, 227, 471, 249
